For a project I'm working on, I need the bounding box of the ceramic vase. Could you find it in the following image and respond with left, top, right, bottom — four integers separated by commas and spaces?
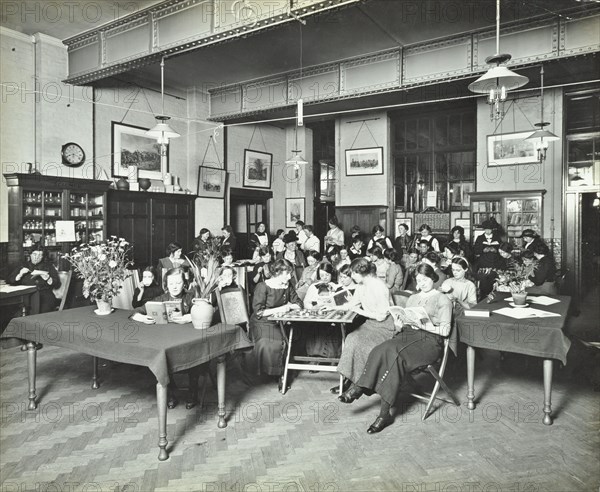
138, 178, 151, 191
96, 298, 112, 314
191, 298, 213, 330
512, 292, 528, 306
116, 177, 130, 190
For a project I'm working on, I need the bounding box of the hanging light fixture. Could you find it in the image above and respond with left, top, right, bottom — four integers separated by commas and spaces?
468, 0, 529, 120
285, 22, 307, 169
526, 65, 559, 162
146, 57, 180, 143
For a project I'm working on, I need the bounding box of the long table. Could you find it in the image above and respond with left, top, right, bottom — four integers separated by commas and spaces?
1, 306, 253, 460
456, 294, 571, 425
270, 309, 356, 395
0, 284, 38, 317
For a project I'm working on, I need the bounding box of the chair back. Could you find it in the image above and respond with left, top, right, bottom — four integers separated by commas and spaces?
216, 286, 250, 326
111, 273, 136, 310
555, 268, 569, 294
53, 270, 73, 311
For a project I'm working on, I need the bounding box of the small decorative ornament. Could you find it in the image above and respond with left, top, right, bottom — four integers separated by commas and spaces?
116, 177, 130, 190
138, 178, 151, 191
163, 172, 172, 186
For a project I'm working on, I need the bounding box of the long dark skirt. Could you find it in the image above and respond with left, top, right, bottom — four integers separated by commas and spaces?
357, 328, 443, 406
246, 316, 297, 376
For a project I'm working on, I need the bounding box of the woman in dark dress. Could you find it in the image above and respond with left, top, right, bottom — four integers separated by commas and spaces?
447, 225, 472, 261
131, 266, 164, 308
338, 264, 453, 434
245, 259, 303, 385
221, 225, 237, 255
8, 245, 60, 314
524, 244, 557, 295
249, 222, 270, 258
276, 233, 307, 285
193, 228, 211, 256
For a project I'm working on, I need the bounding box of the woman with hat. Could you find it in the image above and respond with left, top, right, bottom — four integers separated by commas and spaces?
525, 243, 557, 295
521, 229, 543, 252
417, 224, 440, 252
473, 218, 503, 298
276, 232, 307, 284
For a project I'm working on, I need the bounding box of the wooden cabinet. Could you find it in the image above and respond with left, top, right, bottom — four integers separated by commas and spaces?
4, 174, 111, 266
107, 190, 196, 268
469, 190, 546, 248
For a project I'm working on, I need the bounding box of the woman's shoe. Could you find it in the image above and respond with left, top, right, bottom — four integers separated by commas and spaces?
367, 415, 392, 434
330, 379, 350, 394
167, 395, 178, 409
338, 385, 363, 404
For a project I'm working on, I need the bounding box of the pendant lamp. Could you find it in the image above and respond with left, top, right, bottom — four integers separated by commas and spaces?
468, 0, 528, 120
146, 58, 180, 143
526, 65, 559, 162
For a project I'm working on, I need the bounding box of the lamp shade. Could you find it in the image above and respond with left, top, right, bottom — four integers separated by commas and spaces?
468, 65, 529, 94
526, 129, 560, 142
285, 151, 308, 166
145, 116, 180, 142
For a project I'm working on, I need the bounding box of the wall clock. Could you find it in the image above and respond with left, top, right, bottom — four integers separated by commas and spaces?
61, 142, 85, 167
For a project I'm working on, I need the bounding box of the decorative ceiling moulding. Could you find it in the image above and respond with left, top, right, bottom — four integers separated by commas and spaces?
104, 21, 151, 65
403, 37, 471, 84
63, 0, 363, 85
154, 0, 213, 49
243, 77, 289, 113
288, 66, 340, 103
561, 14, 600, 55
341, 50, 400, 95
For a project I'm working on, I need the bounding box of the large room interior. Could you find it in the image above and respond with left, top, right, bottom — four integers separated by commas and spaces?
1, 0, 599, 490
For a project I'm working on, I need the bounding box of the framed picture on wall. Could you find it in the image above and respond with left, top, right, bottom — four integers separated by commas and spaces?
394, 218, 412, 238
487, 132, 538, 166
112, 121, 167, 180
286, 198, 305, 228
197, 166, 226, 198
345, 147, 384, 176
243, 149, 273, 189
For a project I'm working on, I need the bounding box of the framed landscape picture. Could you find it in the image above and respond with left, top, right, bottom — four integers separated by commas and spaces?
243, 149, 273, 189
487, 132, 537, 166
112, 122, 167, 180
345, 147, 384, 176
197, 166, 226, 198
286, 198, 305, 228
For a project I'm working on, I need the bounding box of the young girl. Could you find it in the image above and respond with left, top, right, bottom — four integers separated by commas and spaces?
367, 225, 393, 252
368, 247, 389, 281
324, 216, 345, 252
418, 224, 440, 252
249, 222, 269, 258
295, 251, 322, 300
439, 257, 477, 316
349, 237, 366, 260
272, 229, 286, 255
383, 248, 403, 296
336, 247, 352, 270
132, 266, 164, 308
252, 246, 273, 285
440, 242, 462, 276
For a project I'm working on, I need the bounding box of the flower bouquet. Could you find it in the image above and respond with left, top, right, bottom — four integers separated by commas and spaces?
63, 236, 133, 312
489, 262, 536, 305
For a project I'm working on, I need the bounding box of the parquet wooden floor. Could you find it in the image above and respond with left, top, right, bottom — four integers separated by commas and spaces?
1, 333, 599, 491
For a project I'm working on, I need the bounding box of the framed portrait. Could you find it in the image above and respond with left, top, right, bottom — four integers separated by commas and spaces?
454, 218, 471, 241
112, 122, 167, 180
345, 147, 384, 176
487, 132, 538, 166
394, 218, 412, 237
243, 149, 273, 189
285, 197, 305, 228
197, 166, 226, 198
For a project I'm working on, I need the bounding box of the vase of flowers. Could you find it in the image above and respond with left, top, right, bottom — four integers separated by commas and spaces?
63, 236, 133, 313
494, 262, 536, 306
186, 236, 223, 329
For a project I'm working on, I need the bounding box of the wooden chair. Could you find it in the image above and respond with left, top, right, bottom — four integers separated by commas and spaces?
555, 268, 569, 295
408, 324, 461, 421
53, 270, 73, 311
216, 286, 250, 328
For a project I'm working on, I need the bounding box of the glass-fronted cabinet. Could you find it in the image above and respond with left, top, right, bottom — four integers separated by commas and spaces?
5, 174, 111, 266
470, 190, 545, 249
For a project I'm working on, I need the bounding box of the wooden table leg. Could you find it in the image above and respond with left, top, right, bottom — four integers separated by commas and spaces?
281, 323, 294, 395
26, 342, 37, 410
92, 356, 99, 389
156, 382, 169, 461
216, 355, 227, 429
338, 323, 347, 397
466, 345, 476, 411
543, 359, 553, 425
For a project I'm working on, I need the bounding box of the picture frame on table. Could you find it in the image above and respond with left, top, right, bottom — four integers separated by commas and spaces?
394, 218, 412, 237
345, 147, 384, 176
454, 218, 471, 241
487, 132, 538, 166
286, 198, 305, 228
197, 166, 226, 198
243, 149, 273, 189
112, 121, 168, 180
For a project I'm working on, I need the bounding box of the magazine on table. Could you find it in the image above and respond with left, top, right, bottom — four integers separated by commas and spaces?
389, 305, 434, 331
144, 300, 184, 324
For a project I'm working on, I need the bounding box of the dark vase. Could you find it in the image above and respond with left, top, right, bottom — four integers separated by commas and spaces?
116, 177, 130, 190
138, 178, 151, 191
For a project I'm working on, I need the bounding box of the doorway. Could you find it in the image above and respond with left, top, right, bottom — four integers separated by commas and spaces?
229, 188, 272, 260
581, 192, 600, 296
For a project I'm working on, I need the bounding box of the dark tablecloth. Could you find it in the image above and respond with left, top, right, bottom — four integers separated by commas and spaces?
1, 306, 253, 386
456, 294, 571, 364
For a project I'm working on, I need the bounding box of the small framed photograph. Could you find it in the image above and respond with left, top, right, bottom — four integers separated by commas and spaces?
345, 147, 384, 176
487, 132, 538, 166
197, 166, 226, 198
112, 121, 167, 180
243, 149, 273, 189
286, 198, 305, 228
455, 218, 471, 241
394, 218, 412, 237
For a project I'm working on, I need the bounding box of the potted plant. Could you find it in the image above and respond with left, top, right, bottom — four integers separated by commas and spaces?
494, 262, 536, 306
186, 236, 223, 329
63, 236, 133, 314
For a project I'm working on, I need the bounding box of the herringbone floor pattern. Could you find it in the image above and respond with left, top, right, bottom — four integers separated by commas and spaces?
3, 291, 600, 492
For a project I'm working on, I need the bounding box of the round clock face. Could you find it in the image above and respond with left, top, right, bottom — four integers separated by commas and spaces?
62, 142, 85, 167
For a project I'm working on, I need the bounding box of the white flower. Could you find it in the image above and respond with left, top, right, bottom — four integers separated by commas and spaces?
108, 260, 117, 268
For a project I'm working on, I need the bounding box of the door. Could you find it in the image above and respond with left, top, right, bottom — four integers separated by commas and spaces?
581, 192, 600, 296
151, 197, 195, 265
230, 198, 267, 259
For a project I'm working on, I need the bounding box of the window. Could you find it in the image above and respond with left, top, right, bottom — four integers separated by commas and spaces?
319, 161, 335, 202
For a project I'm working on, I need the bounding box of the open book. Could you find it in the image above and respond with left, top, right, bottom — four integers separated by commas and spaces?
145, 300, 183, 324
389, 305, 434, 332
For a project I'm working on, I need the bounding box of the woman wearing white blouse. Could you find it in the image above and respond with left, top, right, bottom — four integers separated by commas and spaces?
324, 216, 345, 252
439, 257, 477, 315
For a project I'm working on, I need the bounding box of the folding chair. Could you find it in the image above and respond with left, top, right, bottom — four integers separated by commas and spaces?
408, 324, 461, 421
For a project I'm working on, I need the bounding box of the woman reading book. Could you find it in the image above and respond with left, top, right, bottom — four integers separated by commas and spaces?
337, 263, 453, 434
